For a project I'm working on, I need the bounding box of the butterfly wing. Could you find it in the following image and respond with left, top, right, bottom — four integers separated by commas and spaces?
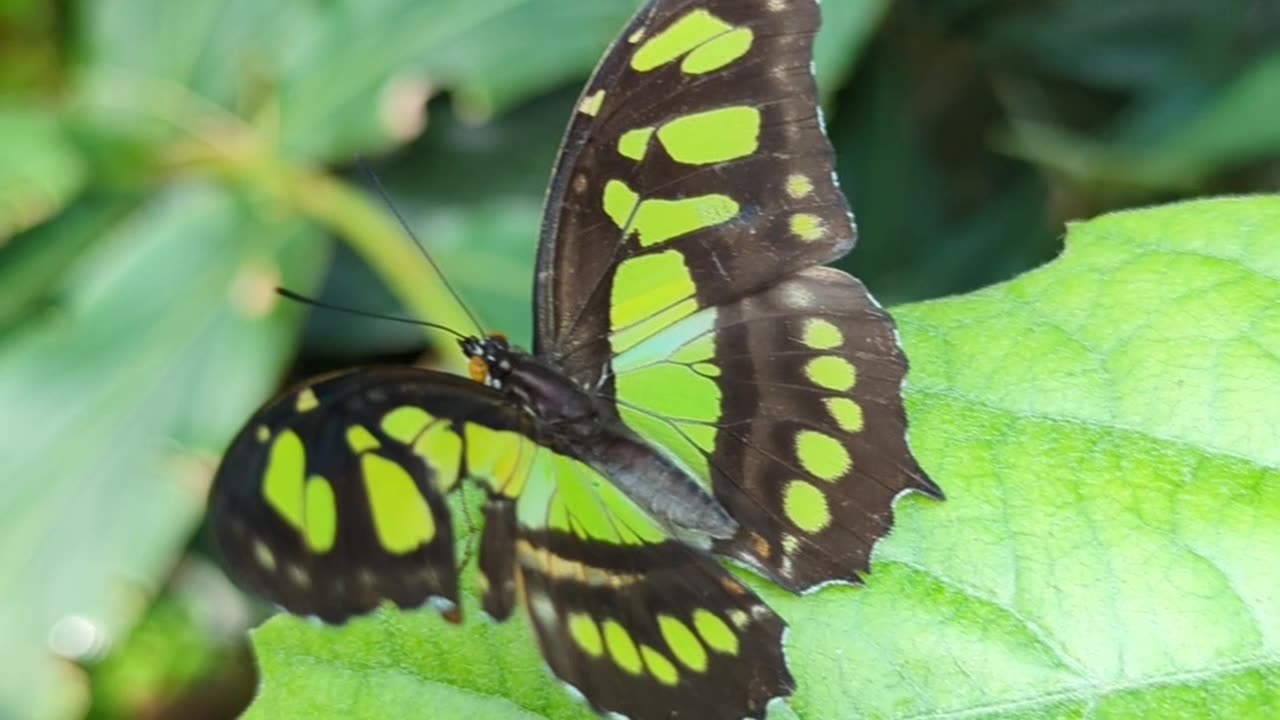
209, 367, 532, 623
535, 0, 852, 379
611, 267, 941, 590
533, 0, 938, 590
509, 447, 791, 720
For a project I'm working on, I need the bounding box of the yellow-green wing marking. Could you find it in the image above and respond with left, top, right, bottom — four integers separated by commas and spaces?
209, 368, 535, 623
510, 449, 792, 720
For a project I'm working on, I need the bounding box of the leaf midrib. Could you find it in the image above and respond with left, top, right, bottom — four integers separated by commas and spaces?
910, 385, 1279, 473
887, 653, 1275, 720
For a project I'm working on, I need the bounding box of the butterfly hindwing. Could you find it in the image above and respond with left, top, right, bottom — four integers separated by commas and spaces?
210, 368, 532, 623
607, 266, 942, 590
509, 449, 792, 720
478, 496, 518, 620
536, 0, 853, 384
519, 533, 790, 720
709, 268, 941, 587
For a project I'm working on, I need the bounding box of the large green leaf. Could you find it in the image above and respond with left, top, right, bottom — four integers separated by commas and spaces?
0, 184, 327, 719
243, 196, 1280, 717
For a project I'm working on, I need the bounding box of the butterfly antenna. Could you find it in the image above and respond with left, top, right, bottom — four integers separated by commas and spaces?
356, 157, 487, 337
276, 288, 468, 340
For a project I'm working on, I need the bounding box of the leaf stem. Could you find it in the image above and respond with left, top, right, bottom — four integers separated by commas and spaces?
175, 139, 471, 372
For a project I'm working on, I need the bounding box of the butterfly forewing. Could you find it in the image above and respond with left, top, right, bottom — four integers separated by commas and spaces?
536, 0, 854, 385
209, 368, 531, 623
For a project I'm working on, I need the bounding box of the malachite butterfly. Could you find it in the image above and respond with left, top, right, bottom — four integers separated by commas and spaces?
208, 0, 942, 718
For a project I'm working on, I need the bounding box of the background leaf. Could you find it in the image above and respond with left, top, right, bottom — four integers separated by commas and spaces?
1004, 50, 1280, 191
74, 0, 654, 163
0, 106, 87, 241
0, 184, 327, 719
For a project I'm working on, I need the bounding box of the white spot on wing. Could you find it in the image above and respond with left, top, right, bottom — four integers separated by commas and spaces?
780, 283, 816, 308
529, 592, 559, 628
287, 565, 310, 587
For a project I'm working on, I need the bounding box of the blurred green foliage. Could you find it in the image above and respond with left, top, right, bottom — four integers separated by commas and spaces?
0, 0, 1276, 718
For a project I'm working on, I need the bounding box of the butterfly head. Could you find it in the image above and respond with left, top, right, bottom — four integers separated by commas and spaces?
460, 333, 513, 389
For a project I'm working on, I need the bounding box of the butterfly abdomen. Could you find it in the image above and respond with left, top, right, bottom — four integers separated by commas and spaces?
576, 424, 738, 541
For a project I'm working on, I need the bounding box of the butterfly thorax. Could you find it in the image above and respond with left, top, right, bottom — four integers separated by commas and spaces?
461, 333, 736, 540
461, 334, 595, 422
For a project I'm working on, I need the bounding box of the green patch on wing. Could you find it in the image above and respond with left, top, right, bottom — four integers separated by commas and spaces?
518, 451, 667, 546
612, 308, 721, 484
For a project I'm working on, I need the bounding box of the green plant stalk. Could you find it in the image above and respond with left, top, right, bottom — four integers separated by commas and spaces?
181, 140, 472, 373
